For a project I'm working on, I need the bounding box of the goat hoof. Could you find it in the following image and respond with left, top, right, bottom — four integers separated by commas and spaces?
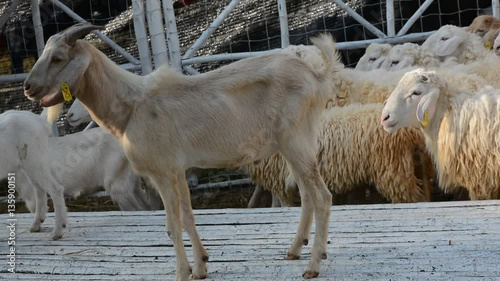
302, 271, 319, 279
321, 253, 327, 260
302, 239, 309, 246
51, 233, 63, 240
285, 252, 300, 260
191, 274, 207, 280
30, 225, 41, 233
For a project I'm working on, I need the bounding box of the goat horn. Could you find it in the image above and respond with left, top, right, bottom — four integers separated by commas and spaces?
63, 22, 105, 46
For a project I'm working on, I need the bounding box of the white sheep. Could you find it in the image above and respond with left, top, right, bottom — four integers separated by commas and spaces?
466, 15, 498, 38
493, 30, 500, 56
333, 65, 489, 106
355, 43, 392, 70
24, 23, 339, 280
422, 24, 488, 64
381, 69, 500, 200
17, 127, 164, 212
381, 43, 441, 71
248, 103, 434, 206
0, 108, 68, 240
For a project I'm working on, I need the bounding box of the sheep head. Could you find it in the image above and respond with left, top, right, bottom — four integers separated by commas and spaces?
355, 43, 391, 70
422, 25, 469, 60
382, 43, 419, 71
67, 98, 92, 127
494, 31, 500, 56
381, 69, 443, 133
466, 15, 495, 37
24, 23, 104, 107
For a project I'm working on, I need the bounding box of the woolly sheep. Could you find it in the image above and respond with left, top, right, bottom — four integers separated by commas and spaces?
355, 43, 392, 70
248, 103, 434, 206
333, 66, 489, 106
494, 31, 500, 56
466, 15, 498, 38
0, 109, 67, 240
422, 24, 488, 64
381, 69, 500, 200
381, 43, 440, 71
17, 127, 164, 212
24, 23, 339, 280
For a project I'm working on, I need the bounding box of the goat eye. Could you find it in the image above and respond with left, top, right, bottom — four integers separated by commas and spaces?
441, 37, 448, 41
391, 60, 399, 65
369, 57, 376, 62
52, 57, 63, 63
477, 29, 484, 33
412, 91, 422, 96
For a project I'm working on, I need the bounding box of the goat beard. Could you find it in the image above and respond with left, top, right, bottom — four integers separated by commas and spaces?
40, 91, 65, 107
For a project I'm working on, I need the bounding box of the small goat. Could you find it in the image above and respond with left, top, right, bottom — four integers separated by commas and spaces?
24, 23, 339, 280
0, 109, 67, 240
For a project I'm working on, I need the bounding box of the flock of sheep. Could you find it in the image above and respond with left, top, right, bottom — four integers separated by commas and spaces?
1, 14, 500, 279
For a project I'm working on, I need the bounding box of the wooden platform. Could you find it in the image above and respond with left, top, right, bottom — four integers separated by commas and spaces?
1, 200, 499, 280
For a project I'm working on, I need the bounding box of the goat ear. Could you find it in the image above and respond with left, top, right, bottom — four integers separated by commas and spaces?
416, 87, 439, 126
63, 23, 105, 46
436, 35, 465, 57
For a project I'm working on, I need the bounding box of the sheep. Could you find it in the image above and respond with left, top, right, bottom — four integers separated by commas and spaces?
332, 65, 489, 106
381, 69, 500, 200
422, 24, 488, 64
23, 23, 339, 280
466, 15, 498, 38
494, 31, 500, 56
0, 108, 68, 240
17, 127, 164, 212
381, 43, 441, 71
66, 98, 92, 126
247, 103, 434, 206
355, 43, 392, 70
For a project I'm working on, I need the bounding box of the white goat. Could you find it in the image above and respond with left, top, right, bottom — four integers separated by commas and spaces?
18, 127, 164, 212
494, 31, 500, 56
0, 108, 67, 240
355, 43, 392, 70
24, 23, 338, 280
67, 98, 200, 188
422, 25, 488, 64
381, 69, 500, 200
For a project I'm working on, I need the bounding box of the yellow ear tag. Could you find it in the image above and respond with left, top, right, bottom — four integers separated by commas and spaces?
61, 82, 72, 102
485, 40, 491, 50
421, 111, 429, 127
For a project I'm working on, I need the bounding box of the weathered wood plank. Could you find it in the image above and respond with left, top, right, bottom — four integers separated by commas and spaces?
0, 200, 498, 280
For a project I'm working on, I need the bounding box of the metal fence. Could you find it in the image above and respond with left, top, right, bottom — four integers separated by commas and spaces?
0, 0, 497, 134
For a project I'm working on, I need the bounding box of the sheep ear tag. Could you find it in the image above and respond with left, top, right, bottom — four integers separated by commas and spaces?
485, 40, 491, 50
61, 82, 73, 102
421, 111, 429, 127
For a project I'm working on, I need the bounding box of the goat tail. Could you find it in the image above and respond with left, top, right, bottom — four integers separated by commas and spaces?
41, 103, 64, 124
311, 33, 340, 79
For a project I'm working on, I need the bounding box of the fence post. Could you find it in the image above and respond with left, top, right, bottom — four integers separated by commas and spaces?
277, 0, 289, 47
493, 0, 500, 18
132, 0, 153, 74
162, 0, 182, 72
386, 0, 395, 37
146, 0, 169, 68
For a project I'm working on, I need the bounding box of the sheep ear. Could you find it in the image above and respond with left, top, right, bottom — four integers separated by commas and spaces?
416, 88, 439, 126
436, 35, 465, 56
